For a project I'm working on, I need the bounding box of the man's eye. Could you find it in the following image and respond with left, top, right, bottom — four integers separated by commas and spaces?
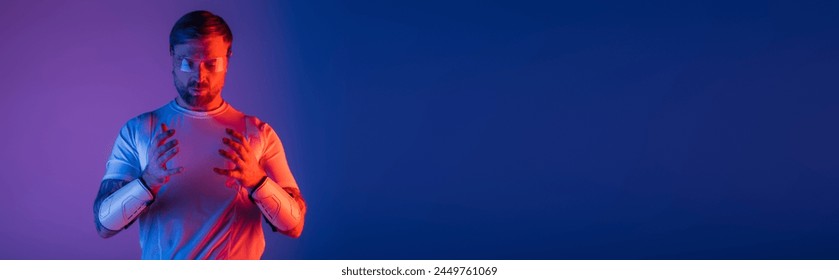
179, 59, 195, 71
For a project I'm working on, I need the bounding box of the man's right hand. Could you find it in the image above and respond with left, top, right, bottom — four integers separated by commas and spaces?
141, 123, 184, 194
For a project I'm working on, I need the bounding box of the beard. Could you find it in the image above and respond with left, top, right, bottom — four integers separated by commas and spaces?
174, 75, 221, 109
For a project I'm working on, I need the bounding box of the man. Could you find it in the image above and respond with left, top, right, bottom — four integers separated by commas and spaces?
93, 10, 306, 259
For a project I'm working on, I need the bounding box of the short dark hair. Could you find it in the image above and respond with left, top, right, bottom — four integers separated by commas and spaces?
169, 10, 233, 56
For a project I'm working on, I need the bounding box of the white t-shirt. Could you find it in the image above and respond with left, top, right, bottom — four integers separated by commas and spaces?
103, 99, 299, 259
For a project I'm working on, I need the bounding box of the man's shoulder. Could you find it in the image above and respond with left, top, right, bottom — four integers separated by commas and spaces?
243, 114, 271, 131
237, 113, 283, 148
119, 102, 172, 131
240, 114, 286, 158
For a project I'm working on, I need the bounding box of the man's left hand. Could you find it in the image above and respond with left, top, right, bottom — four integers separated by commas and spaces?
214, 128, 267, 189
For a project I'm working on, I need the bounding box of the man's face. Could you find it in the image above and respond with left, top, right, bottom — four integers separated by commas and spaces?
171, 36, 230, 108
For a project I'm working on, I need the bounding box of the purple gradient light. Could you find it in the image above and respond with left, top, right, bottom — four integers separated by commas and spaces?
0, 1, 300, 259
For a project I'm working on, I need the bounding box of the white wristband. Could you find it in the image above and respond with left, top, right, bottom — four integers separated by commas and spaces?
98, 179, 153, 231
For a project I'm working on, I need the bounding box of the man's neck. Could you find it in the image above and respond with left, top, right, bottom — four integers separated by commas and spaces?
176, 96, 224, 112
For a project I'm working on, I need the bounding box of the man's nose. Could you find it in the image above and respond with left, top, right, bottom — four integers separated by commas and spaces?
195, 65, 210, 80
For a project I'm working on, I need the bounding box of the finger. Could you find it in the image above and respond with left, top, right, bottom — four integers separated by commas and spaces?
165, 166, 184, 176
155, 126, 176, 147
213, 167, 243, 178
159, 146, 180, 165
222, 138, 248, 160
225, 128, 251, 151
155, 124, 173, 143
156, 139, 179, 157
218, 149, 245, 167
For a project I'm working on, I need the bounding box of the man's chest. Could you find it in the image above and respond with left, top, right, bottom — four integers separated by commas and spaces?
146, 116, 249, 212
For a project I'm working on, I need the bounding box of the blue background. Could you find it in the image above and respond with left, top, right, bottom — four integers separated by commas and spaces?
0, 0, 837, 259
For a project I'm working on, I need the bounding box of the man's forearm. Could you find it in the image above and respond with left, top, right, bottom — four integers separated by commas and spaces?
250, 177, 304, 232
94, 178, 153, 237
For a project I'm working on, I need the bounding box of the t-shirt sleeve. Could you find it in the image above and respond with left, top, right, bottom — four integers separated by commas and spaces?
257, 121, 299, 191
102, 120, 142, 181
